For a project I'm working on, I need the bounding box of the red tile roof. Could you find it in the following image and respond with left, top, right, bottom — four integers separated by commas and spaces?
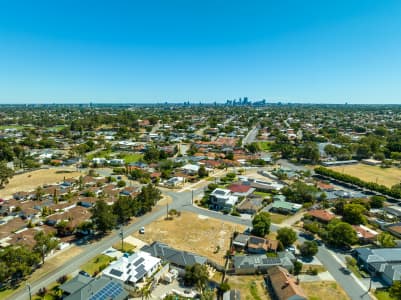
307, 209, 335, 222
228, 184, 252, 194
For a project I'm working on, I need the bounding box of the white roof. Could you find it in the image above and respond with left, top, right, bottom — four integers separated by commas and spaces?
103, 251, 160, 283
182, 164, 200, 172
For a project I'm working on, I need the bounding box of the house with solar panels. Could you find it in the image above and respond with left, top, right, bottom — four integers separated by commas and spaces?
102, 251, 161, 287
60, 275, 128, 300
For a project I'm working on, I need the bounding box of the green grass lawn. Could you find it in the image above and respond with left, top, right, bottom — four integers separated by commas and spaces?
269, 213, 289, 224
80, 254, 115, 276
375, 289, 395, 300
347, 264, 363, 278
86, 149, 113, 161
122, 153, 143, 163
254, 191, 271, 198
257, 141, 271, 151
48, 125, 66, 131
0, 125, 25, 130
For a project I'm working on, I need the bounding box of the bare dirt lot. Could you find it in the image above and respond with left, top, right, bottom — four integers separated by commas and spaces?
0, 168, 83, 199
132, 212, 246, 265
300, 281, 350, 300
330, 163, 401, 188
226, 275, 271, 300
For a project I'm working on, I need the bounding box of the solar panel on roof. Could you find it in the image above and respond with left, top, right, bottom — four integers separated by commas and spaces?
89, 282, 124, 300
135, 265, 145, 272
109, 268, 123, 277
133, 257, 145, 266
135, 270, 147, 280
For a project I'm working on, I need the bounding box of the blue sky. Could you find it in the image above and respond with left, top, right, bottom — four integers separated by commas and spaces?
1, 0, 401, 104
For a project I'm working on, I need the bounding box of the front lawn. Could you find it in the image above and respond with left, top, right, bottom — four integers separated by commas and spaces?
375, 289, 395, 300
122, 153, 143, 163
80, 254, 115, 276
269, 213, 289, 224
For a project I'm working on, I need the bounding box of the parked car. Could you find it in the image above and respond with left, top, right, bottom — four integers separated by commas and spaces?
339, 267, 351, 275
79, 270, 91, 277
139, 227, 145, 234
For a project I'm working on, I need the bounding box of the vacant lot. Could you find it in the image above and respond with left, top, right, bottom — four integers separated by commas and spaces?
300, 281, 350, 300
0, 168, 83, 199
132, 212, 246, 265
330, 164, 401, 188
227, 275, 270, 300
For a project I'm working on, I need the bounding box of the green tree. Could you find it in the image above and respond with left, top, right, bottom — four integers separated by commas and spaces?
143, 146, 160, 162
293, 260, 303, 275
343, 203, 367, 225
252, 212, 271, 237
282, 181, 318, 204
91, 199, 117, 234
0, 161, 14, 187
113, 197, 133, 224
327, 219, 358, 247
277, 227, 297, 247
33, 231, 59, 264
184, 263, 209, 295
370, 196, 385, 209
377, 232, 396, 248
299, 241, 319, 257
198, 165, 208, 178
389, 281, 401, 299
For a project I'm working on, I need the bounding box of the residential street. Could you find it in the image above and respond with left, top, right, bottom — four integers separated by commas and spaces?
12, 187, 372, 300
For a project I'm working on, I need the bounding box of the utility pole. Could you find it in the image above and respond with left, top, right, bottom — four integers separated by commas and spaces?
119, 226, 124, 252
27, 283, 32, 300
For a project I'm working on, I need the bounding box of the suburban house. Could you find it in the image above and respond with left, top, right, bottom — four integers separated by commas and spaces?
247, 236, 279, 254
233, 234, 250, 250
267, 266, 307, 300
228, 184, 255, 197
352, 225, 378, 244
164, 177, 184, 187
386, 222, 401, 238
60, 275, 129, 300
232, 253, 294, 275
236, 198, 263, 215
103, 251, 161, 286
141, 241, 207, 274
269, 200, 302, 215
354, 248, 401, 285
181, 164, 200, 175
307, 209, 335, 223
209, 188, 238, 211
384, 206, 401, 219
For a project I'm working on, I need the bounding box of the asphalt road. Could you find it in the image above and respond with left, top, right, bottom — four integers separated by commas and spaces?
13, 186, 372, 300
241, 125, 258, 146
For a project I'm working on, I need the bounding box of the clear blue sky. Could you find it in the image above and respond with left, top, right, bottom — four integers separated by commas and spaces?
1, 0, 401, 104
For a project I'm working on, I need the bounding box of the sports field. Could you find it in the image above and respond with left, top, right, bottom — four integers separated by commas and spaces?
330, 164, 401, 188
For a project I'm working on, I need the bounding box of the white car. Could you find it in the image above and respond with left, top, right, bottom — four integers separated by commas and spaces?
139, 227, 145, 234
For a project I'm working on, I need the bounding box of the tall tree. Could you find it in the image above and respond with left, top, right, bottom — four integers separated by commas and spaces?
33, 231, 59, 264
91, 200, 117, 234
252, 212, 271, 237
277, 227, 297, 247
0, 161, 14, 187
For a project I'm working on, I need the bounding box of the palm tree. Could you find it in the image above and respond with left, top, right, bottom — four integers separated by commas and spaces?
141, 285, 152, 300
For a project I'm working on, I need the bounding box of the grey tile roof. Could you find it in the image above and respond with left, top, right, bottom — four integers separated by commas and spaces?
60, 274, 92, 295
64, 276, 128, 300
141, 241, 207, 268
